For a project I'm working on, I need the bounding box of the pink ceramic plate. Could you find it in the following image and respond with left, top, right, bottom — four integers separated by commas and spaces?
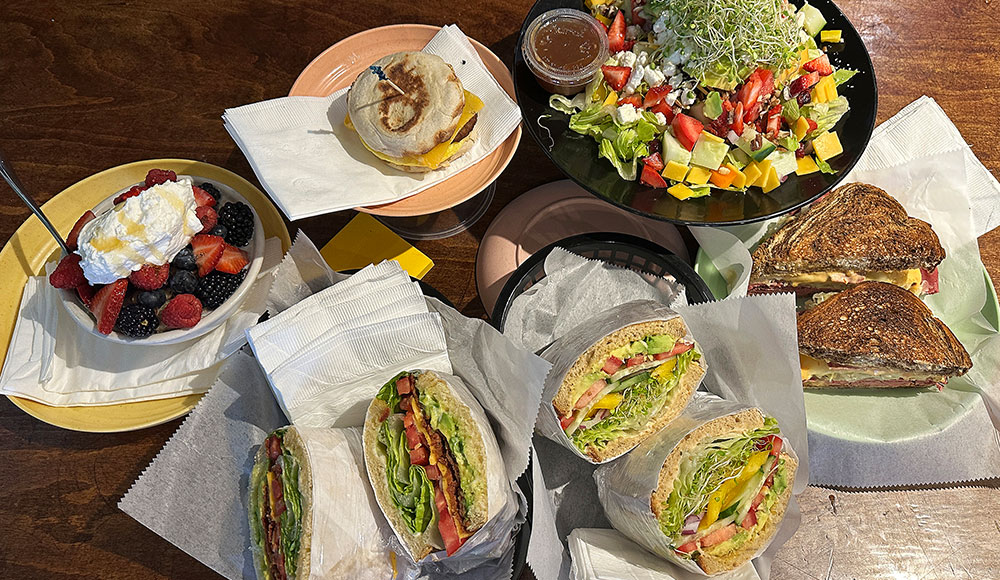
289, 24, 522, 217
476, 180, 689, 314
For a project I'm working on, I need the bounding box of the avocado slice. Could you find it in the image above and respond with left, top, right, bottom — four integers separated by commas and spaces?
736, 127, 777, 163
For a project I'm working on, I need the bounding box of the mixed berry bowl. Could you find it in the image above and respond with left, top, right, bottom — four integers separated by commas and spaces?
48, 169, 265, 345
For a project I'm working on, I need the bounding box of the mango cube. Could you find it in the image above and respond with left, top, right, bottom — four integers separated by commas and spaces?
668, 183, 697, 200
685, 166, 713, 185
742, 162, 763, 188
700, 131, 725, 144
662, 160, 690, 182
727, 163, 748, 189
751, 160, 773, 187
812, 131, 843, 161
794, 116, 810, 139
761, 166, 781, 193
709, 165, 737, 189
820, 30, 843, 43
795, 156, 820, 176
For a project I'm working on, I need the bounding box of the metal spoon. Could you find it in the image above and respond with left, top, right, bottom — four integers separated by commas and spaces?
0, 150, 71, 256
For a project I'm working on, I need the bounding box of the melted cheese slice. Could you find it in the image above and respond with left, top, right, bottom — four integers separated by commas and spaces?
775, 269, 922, 294
346, 90, 483, 169
800, 353, 945, 383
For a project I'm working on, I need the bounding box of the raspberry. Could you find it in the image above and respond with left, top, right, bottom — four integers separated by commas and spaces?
145, 169, 177, 187
114, 185, 145, 205
196, 206, 218, 233
129, 263, 170, 290
161, 294, 203, 329
49, 254, 86, 289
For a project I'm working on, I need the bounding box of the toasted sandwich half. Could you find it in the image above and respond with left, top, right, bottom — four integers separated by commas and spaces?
797, 282, 972, 388
749, 183, 945, 297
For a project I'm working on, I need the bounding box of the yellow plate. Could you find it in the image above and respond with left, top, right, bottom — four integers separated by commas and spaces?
0, 159, 291, 432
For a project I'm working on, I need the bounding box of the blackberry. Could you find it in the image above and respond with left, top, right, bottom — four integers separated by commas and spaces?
217, 202, 254, 247
172, 246, 197, 271
197, 182, 222, 201
137, 289, 167, 309
169, 269, 199, 294
208, 224, 228, 238
116, 304, 159, 338
196, 270, 245, 309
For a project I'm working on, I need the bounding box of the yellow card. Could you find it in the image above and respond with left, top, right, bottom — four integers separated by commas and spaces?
320, 213, 434, 279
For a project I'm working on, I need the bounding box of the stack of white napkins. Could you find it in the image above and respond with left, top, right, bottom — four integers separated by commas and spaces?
246, 260, 451, 427
0, 238, 283, 406
224, 24, 522, 220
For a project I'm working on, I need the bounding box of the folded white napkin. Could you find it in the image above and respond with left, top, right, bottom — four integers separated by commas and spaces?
223, 25, 522, 220
0, 238, 283, 406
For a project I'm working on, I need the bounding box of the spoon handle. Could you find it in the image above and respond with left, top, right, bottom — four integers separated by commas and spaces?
0, 151, 71, 256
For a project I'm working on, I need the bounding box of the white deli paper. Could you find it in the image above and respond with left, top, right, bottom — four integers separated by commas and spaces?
535, 300, 706, 464
223, 25, 521, 220
525, 293, 809, 580
0, 238, 282, 406
504, 248, 689, 353
594, 394, 800, 576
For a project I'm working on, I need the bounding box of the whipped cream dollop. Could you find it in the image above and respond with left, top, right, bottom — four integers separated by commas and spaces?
76, 178, 204, 284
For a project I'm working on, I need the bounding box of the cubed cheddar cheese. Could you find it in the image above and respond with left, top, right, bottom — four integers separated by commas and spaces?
812, 131, 843, 161
668, 183, 697, 200
742, 162, 763, 189
709, 165, 737, 189
662, 160, 690, 182
761, 166, 781, 193
795, 156, 820, 176
820, 30, 843, 43
700, 131, 725, 144
727, 163, 748, 189
751, 160, 773, 187
685, 166, 713, 185
794, 116, 810, 139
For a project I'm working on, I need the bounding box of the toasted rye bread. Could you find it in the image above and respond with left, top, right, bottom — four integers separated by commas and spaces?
648, 409, 798, 575
797, 281, 972, 375
552, 318, 690, 416
750, 182, 945, 280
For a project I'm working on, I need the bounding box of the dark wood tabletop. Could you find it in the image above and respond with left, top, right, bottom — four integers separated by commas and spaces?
2, 1, 999, 578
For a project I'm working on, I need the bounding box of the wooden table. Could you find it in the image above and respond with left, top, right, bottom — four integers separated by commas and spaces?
1, 0, 998, 578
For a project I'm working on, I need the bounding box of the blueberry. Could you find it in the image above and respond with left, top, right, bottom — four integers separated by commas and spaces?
208, 224, 228, 238
172, 246, 197, 271
169, 270, 198, 293
137, 289, 167, 309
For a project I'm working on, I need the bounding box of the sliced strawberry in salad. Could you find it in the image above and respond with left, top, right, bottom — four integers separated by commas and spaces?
789, 72, 821, 96
671, 113, 703, 151
617, 94, 643, 108
643, 152, 665, 172
607, 10, 626, 53
643, 84, 672, 109
601, 65, 631, 92
803, 53, 834, 76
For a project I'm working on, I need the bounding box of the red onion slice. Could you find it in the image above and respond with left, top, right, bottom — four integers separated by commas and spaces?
681, 513, 701, 535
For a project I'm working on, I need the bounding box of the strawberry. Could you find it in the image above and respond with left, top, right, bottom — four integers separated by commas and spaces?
90, 279, 128, 335
196, 206, 218, 233
789, 72, 820, 96
129, 263, 170, 290
76, 283, 96, 308
601, 65, 632, 92
607, 10, 626, 53
643, 152, 665, 172
160, 293, 203, 329
192, 186, 216, 208
803, 53, 834, 76
616, 94, 643, 108
215, 244, 249, 274
113, 185, 145, 205
65, 210, 96, 251
49, 254, 87, 289
643, 84, 672, 109
649, 101, 675, 123
190, 234, 225, 277
144, 169, 177, 187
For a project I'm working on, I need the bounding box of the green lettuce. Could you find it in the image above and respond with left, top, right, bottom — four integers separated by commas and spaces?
377, 415, 435, 534
657, 417, 781, 540
832, 69, 858, 86
801, 96, 849, 140
549, 93, 588, 114
279, 449, 303, 577
815, 156, 836, 174
572, 349, 698, 451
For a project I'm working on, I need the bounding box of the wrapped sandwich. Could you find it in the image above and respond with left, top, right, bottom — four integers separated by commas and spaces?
248, 427, 394, 580
595, 399, 798, 576
363, 370, 507, 561
538, 301, 706, 463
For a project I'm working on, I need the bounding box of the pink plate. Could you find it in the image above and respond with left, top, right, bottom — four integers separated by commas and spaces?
289, 24, 522, 217
476, 180, 689, 314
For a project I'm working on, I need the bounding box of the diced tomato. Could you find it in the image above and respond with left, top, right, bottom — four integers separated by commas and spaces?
665, 341, 694, 357
602, 356, 624, 375
396, 375, 413, 395
574, 379, 608, 409
921, 267, 940, 294
750, 490, 766, 511
644, 152, 665, 172
409, 446, 429, 466
731, 102, 745, 135
701, 523, 738, 547
607, 10, 626, 53
435, 486, 465, 556
649, 101, 675, 123
559, 414, 575, 431
404, 424, 422, 449
803, 53, 834, 76
765, 105, 783, 138
640, 163, 668, 188
806, 118, 818, 133
617, 94, 643, 108
764, 434, 784, 457
675, 540, 699, 555
671, 113, 703, 151
626, 354, 646, 367
643, 84, 672, 109
601, 65, 631, 92
789, 72, 820, 96
424, 464, 441, 480
741, 509, 758, 530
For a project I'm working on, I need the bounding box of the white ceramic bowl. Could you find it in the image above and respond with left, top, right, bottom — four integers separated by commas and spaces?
59, 175, 265, 345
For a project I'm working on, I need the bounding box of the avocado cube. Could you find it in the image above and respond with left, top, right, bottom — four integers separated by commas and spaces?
691, 134, 730, 170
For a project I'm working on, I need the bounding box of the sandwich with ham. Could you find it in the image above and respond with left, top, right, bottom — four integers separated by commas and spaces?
346, 52, 483, 173
363, 370, 503, 560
